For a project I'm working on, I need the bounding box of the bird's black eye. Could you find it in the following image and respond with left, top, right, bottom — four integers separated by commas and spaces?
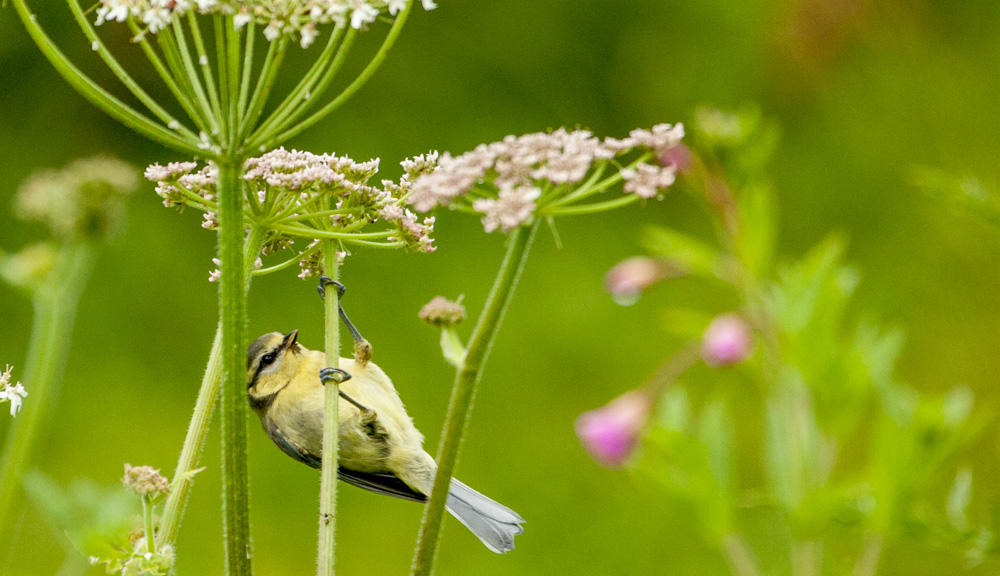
261, 353, 276, 367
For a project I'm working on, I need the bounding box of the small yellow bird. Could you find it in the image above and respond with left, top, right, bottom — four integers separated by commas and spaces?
246, 279, 524, 553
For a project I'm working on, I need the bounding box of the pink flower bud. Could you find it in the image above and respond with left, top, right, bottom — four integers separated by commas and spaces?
658, 143, 692, 174
604, 257, 665, 305
575, 390, 651, 468
701, 314, 752, 367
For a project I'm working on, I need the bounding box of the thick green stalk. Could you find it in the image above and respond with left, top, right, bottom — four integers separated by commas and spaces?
157, 228, 266, 548
0, 243, 94, 540
317, 243, 341, 576
410, 223, 538, 576
218, 159, 253, 575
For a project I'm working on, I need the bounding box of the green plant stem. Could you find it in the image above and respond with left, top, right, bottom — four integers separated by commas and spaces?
143, 496, 157, 554
317, 243, 341, 576
722, 534, 762, 576
851, 534, 883, 576
218, 159, 253, 575
157, 228, 266, 549
410, 222, 538, 576
0, 243, 94, 542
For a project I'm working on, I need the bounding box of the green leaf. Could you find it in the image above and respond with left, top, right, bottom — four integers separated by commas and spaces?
21, 469, 139, 560
947, 467, 973, 532
642, 226, 721, 279
439, 327, 467, 368
909, 165, 1000, 228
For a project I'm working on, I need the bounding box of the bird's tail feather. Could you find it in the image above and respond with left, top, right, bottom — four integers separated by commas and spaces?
445, 479, 524, 554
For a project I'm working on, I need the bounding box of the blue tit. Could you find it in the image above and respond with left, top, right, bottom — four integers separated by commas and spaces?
246, 279, 524, 553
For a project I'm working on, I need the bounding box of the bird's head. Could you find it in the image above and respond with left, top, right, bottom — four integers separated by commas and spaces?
247, 330, 305, 402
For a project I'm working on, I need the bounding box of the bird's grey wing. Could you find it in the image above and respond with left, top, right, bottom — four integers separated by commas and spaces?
265, 418, 426, 503
264, 419, 322, 468
337, 468, 427, 503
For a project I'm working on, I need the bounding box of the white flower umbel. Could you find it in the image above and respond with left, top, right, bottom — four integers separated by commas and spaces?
146, 147, 436, 281
0, 365, 27, 417
408, 123, 685, 233
94, 0, 436, 46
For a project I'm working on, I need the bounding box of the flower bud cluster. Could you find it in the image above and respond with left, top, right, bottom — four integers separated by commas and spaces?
122, 463, 170, 499
0, 365, 27, 418
95, 0, 436, 47
408, 124, 684, 233
16, 156, 139, 242
418, 296, 466, 328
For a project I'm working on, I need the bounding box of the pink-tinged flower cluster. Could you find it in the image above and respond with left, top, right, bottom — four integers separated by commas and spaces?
147, 147, 435, 280
408, 123, 685, 233
576, 390, 651, 468
473, 184, 542, 233
701, 314, 752, 367
95, 0, 436, 47
621, 162, 677, 199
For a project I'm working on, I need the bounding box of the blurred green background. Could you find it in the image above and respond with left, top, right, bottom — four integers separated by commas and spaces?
2, 0, 999, 574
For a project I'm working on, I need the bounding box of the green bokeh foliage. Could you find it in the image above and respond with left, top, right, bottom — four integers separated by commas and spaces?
1, 1, 999, 574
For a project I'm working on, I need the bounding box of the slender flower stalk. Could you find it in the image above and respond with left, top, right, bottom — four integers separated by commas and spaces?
0, 243, 93, 539
0, 156, 137, 545
156, 228, 268, 548
318, 243, 341, 576
411, 222, 538, 576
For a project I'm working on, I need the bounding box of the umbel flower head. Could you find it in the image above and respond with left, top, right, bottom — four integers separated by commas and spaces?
95, 0, 436, 47
146, 147, 435, 279
408, 123, 684, 233
16, 156, 139, 242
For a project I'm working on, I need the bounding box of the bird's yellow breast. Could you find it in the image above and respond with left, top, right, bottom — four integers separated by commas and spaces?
265, 351, 425, 474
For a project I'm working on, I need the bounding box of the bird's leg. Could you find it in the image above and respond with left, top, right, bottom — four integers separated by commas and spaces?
317, 276, 364, 343
317, 276, 373, 365
319, 367, 376, 420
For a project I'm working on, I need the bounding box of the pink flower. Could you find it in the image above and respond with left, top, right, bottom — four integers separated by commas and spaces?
604, 257, 665, 304
575, 390, 651, 468
701, 314, 752, 367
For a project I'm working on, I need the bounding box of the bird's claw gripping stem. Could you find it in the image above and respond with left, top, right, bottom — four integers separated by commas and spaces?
319, 367, 373, 413
319, 367, 351, 385
317, 276, 365, 345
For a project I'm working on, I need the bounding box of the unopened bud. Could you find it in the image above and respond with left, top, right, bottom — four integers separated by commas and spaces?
122, 463, 170, 499
575, 390, 651, 468
419, 296, 466, 328
701, 314, 752, 367
604, 257, 667, 305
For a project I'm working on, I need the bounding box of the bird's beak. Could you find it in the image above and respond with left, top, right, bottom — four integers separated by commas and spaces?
282, 330, 299, 351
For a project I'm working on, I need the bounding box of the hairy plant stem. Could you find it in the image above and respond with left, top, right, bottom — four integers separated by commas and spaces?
218, 159, 253, 575
410, 222, 538, 576
0, 243, 94, 542
142, 496, 157, 554
157, 228, 267, 549
317, 243, 341, 576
